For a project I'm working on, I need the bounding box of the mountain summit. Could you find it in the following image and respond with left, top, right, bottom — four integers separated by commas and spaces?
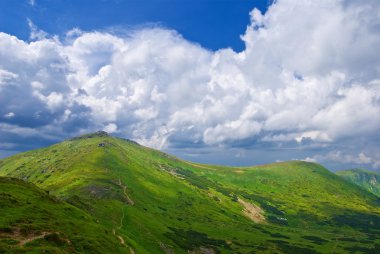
0, 133, 379, 253
68, 130, 111, 140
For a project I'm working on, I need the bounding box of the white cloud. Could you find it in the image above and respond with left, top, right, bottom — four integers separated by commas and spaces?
28, 0, 36, 7
4, 112, 15, 119
204, 120, 262, 145
0, 69, 18, 87
27, 19, 47, 40
303, 151, 380, 169
33, 91, 64, 111
103, 123, 118, 133
1, 0, 380, 169
302, 157, 317, 163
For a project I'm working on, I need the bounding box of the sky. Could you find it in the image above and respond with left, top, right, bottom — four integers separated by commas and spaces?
0, 0, 379, 171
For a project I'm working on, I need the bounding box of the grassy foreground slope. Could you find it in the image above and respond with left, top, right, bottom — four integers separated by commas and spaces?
0, 177, 124, 253
0, 132, 380, 253
336, 168, 380, 197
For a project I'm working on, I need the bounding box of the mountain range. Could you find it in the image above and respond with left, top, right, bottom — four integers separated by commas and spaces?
0, 131, 379, 253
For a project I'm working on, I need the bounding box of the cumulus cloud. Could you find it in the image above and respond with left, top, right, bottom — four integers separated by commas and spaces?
1, 0, 380, 169
27, 19, 47, 40
303, 151, 380, 170
0, 69, 18, 87
103, 123, 118, 133
4, 112, 15, 119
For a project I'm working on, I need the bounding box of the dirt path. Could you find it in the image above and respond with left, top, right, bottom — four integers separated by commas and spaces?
102, 149, 134, 253
117, 207, 126, 230
0, 228, 71, 247
238, 198, 265, 223
112, 229, 125, 245
17, 232, 71, 246
112, 179, 136, 254
1, 230, 53, 246
17, 232, 57, 246
118, 179, 134, 205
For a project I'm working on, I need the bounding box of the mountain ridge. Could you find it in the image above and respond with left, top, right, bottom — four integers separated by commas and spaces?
336, 168, 380, 197
0, 132, 379, 253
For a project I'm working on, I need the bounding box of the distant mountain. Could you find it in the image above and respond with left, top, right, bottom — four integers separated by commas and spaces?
0, 132, 379, 253
336, 168, 380, 197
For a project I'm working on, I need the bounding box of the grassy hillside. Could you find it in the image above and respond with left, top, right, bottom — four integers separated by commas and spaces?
0, 132, 380, 253
337, 168, 380, 197
0, 177, 124, 253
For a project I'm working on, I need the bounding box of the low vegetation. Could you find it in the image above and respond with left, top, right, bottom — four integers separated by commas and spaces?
336, 168, 380, 197
0, 177, 124, 253
0, 132, 379, 253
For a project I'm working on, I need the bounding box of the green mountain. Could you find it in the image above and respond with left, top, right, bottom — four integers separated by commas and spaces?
0, 132, 379, 253
337, 168, 380, 197
0, 176, 124, 253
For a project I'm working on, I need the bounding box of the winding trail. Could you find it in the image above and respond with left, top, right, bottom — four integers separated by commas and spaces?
17, 231, 70, 246
118, 179, 135, 206
18, 232, 51, 246
102, 147, 134, 253
112, 229, 125, 245
112, 178, 135, 253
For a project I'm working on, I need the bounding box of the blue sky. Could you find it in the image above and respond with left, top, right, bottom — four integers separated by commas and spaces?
0, 0, 269, 51
0, 0, 379, 171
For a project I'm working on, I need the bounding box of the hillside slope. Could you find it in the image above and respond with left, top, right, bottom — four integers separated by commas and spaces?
0, 132, 379, 253
0, 177, 124, 253
337, 169, 380, 197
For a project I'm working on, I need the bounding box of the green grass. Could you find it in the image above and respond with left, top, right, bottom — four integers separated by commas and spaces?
0, 177, 125, 253
0, 132, 379, 253
337, 168, 380, 197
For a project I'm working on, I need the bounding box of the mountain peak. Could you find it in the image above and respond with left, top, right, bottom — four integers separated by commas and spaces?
1, 133, 380, 253
69, 131, 110, 141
